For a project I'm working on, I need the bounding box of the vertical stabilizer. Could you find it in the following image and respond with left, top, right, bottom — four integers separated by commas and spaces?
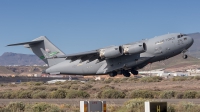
7, 36, 66, 66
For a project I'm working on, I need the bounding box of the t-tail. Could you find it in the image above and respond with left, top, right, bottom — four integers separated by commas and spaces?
7, 36, 66, 66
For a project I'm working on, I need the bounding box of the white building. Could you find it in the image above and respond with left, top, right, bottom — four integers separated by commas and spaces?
139, 69, 190, 77
187, 68, 200, 73
47, 79, 66, 84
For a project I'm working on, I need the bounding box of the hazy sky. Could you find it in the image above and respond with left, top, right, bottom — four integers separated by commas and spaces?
0, 1, 200, 55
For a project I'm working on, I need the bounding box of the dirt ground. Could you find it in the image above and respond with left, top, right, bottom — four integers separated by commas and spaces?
110, 80, 200, 91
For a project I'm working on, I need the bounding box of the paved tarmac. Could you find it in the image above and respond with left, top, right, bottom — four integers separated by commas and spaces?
0, 77, 73, 83
0, 99, 200, 106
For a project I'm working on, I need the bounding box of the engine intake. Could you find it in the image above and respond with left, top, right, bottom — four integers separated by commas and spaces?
99, 46, 123, 59
123, 43, 146, 55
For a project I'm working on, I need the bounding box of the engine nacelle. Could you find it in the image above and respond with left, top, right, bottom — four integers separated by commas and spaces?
99, 46, 123, 59
123, 43, 147, 55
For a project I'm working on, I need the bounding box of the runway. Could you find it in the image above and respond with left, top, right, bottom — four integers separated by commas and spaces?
0, 99, 199, 106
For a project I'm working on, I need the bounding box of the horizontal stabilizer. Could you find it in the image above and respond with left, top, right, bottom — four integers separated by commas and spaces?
7, 40, 43, 46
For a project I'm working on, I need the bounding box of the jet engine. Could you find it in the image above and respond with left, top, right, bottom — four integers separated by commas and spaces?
99, 46, 123, 59
123, 43, 147, 55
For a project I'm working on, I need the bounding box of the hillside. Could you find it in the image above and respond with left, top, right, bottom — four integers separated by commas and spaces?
142, 54, 200, 71
0, 66, 15, 74
187, 32, 200, 58
0, 66, 47, 76
0, 52, 45, 66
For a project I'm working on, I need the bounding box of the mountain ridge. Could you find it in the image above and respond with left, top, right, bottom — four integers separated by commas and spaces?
0, 52, 45, 66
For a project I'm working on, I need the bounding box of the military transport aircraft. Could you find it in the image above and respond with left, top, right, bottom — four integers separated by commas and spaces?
7, 33, 193, 77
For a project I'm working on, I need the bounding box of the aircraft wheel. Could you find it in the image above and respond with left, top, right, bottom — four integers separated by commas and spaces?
182, 54, 188, 59
131, 69, 138, 75
123, 70, 131, 77
109, 71, 117, 77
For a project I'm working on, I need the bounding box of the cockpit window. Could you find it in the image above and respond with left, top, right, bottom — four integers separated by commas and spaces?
177, 34, 187, 38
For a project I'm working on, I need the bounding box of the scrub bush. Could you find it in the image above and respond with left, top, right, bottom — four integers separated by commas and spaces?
129, 90, 155, 99
117, 99, 147, 112
32, 102, 62, 112
1, 91, 13, 99
70, 84, 79, 90
159, 91, 175, 99
60, 84, 71, 89
30, 86, 46, 91
48, 87, 58, 91
183, 91, 197, 99
100, 85, 115, 90
139, 76, 162, 82
32, 91, 48, 99
6, 102, 25, 112
49, 89, 67, 98
78, 84, 93, 90
98, 89, 125, 98
17, 90, 32, 99
175, 92, 184, 99
172, 76, 188, 81
104, 78, 113, 84
194, 76, 200, 80
66, 90, 90, 99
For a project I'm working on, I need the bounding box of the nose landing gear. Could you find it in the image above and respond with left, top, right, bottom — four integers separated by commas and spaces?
182, 54, 188, 59
182, 50, 188, 59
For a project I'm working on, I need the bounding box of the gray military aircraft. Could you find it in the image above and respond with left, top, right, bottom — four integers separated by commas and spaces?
7, 33, 193, 77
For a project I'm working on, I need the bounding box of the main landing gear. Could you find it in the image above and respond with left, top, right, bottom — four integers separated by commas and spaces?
131, 69, 138, 75
109, 71, 117, 77
109, 69, 139, 77
122, 70, 131, 77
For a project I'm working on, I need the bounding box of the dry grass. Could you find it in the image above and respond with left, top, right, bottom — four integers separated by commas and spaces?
0, 76, 200, 99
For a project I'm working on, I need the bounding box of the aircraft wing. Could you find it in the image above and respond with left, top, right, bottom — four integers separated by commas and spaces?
51, 46, 116, 59
48, 49, 100, 63
103, 52, 155, 73
65, 50, 99, 58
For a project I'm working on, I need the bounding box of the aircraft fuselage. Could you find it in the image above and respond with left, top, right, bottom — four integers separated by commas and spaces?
45, 33, 193, 75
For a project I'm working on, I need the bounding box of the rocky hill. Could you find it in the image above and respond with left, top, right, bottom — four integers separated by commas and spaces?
0, 52, 45, 66
0, 66, 47, 76
142, 54, 200, 71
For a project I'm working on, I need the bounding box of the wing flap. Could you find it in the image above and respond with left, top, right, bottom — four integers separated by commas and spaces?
66, 50, 99, 58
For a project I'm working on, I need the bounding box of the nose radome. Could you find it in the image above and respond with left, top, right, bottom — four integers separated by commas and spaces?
188, 36, 194, 47
190, 36, 194, 45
